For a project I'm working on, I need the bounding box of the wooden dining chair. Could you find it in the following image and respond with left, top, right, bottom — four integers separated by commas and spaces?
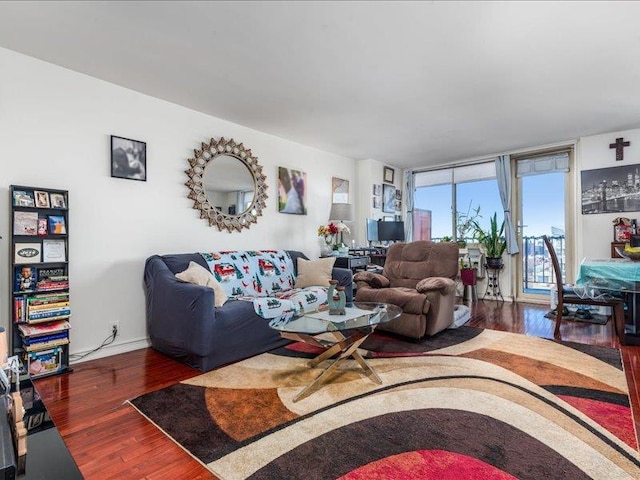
542, 235, 626, 345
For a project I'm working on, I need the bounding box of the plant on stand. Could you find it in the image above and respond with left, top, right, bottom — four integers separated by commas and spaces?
471, 212, 507, 268
456, 202, 481, 248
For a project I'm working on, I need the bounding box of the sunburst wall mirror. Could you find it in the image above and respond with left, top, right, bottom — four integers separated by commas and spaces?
185, 137, 268, 232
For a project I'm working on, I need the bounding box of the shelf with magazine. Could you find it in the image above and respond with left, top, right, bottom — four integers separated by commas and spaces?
10, 185, 71, 378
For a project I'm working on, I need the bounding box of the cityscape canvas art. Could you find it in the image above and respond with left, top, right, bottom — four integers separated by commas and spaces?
581, 163, 640, 214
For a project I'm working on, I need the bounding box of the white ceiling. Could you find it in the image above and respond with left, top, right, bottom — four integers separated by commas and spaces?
1, 1, 640, 169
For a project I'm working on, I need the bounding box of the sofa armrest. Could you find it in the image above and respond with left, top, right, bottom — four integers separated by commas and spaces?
416, 277, 456, 295
144, 255, 218, 357
331, 267, 354, 303
353, 271, 390, 289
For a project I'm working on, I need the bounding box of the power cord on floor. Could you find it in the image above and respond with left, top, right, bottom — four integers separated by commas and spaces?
69, 327, 117, 362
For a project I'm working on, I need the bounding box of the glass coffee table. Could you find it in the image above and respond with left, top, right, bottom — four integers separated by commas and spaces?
270, 302, 402, 402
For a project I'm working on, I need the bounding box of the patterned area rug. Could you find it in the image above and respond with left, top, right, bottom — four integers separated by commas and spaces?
129, 327, 640, 479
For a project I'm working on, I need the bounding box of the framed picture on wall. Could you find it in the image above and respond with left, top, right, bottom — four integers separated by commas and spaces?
383, 166, 395, 184
111, 135, 147, 181
278, 167, 307, 215
581, 163, 640, 214
332, 177, 349, 203
373, 197, 381, 209
373, 184, 381, 196
382, 184, 395, 213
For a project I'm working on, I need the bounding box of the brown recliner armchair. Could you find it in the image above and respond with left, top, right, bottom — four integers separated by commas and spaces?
353, 241, 459, 339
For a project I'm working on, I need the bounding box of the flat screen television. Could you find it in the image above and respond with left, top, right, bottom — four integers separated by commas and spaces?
366, 218, 379, 242
378, 221, 405, 242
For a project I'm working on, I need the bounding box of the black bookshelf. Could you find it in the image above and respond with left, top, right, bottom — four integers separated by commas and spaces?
9, 185, 71, 379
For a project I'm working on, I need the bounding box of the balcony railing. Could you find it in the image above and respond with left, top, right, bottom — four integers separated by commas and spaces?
432, 235, 565, 294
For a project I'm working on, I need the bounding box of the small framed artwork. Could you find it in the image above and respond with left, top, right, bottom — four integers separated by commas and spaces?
13, 190, 35, 207
373, 197, 381, 209
34, 191, 50, 208
373, 184, 381, 196
383, 216, 394, 221
395, 189, 402, 201
15, 243, 42, 264
48, 215, 67, 234
332, 177, 349, 203
49, 193, 66, 209
278, 167, 307, 215
382, 184, 395, 213
395, 199, 402, 211
111, 135, 147, 181
383, 166, 395, 184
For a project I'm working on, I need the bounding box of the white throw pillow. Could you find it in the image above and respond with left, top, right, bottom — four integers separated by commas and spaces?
294, 257, 336, 288
175, 261, 228, 307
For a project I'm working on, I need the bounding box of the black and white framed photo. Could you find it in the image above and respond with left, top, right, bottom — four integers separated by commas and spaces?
373, 184, 381, 196
383, 166, 395, 184
581, 163, 640, 214
111, 135, 147, 181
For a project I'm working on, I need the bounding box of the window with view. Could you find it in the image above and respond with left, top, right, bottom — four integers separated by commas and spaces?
412, 162, 503, 243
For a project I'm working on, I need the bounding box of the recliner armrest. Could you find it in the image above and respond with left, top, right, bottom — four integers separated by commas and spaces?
353, 271, 390, 289
416, 277, 456, 295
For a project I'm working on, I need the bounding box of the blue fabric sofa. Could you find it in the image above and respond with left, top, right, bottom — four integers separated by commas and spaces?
143, 251, 353, 371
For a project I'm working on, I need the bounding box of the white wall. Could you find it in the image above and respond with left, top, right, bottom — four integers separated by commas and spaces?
575, 127, 640, 263
0, 48, 356, 360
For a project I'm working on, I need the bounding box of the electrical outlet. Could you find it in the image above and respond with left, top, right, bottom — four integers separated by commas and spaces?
110, 321, 120, 337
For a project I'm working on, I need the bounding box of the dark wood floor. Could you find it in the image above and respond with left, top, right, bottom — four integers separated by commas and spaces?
33, 300, 640, 479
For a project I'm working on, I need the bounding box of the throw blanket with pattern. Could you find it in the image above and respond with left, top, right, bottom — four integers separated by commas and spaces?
200, 250, 295, 299
248, 287, 328, 327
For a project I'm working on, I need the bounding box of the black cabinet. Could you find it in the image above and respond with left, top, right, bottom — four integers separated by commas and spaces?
334, 255, 369, 273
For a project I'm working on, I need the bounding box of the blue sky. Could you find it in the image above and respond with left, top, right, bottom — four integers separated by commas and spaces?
414, 173, 565, 238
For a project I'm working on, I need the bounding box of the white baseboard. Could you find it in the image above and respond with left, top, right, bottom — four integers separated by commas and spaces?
70, 337, 151, 365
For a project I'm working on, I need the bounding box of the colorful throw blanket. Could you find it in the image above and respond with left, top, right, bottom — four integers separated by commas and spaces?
200, 250, 295, 299
249, 287, 328, 327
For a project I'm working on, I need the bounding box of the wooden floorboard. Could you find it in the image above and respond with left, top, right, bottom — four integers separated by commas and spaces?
33, 300, 640, 479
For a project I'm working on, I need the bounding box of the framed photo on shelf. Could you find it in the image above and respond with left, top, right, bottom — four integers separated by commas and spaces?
383, 166, 395, 184
34, 190, 50, 208
49, 193, 66, 209
13, 190, 35, 207
111, 135, 147, 181
37, 217, 48, 236
382, 183, 395, 213
48, 215, 67, 234
42, 239, 67, 263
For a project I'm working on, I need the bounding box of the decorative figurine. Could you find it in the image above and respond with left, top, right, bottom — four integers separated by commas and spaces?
327, 280, 346, 315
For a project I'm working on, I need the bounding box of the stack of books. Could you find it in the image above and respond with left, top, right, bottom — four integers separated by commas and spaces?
14, 293, 70, 324
36, 275, 69, 292
18, 320, 70, 352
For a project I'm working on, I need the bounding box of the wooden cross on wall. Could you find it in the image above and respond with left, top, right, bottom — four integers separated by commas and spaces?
610, 137, 630, 161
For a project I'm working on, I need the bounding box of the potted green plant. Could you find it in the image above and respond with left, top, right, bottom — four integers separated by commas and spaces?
456, 202, 481, 248
471, 212, 507, 268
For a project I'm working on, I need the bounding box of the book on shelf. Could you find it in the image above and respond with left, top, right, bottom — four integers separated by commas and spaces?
26, 347, 63, 377
37, 267, 65, 281
18, 320, 71, 337
49, 193, 66, 209
14, 243, 42, 264
12, 190, 35, 207
47, 215, 66, 235
37, 217, 48, 236
28, 301, 69, 312
14, 266, 37, 292
22, 331, 69, 346
28, 310, 71, 322
13, 211, 38, 235
27, 315, 71, 325
24, 337, 70, 352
